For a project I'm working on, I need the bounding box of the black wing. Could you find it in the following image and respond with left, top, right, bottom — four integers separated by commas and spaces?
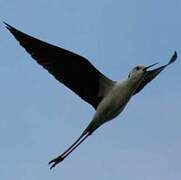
134, 51, 177, 95
5, 23, 114, 109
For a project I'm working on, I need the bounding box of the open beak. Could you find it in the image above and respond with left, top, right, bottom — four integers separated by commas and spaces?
143, 62, 159, 72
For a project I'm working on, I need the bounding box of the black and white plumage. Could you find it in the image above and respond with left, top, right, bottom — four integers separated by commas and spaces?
5, 22, 177, 169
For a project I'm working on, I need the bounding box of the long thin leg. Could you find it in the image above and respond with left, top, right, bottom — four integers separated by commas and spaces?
50, 132, 85, 161
61, 132, 90, 159
49, 131, 91, 169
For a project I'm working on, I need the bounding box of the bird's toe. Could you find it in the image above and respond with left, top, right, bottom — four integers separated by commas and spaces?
48, 156, 64, 170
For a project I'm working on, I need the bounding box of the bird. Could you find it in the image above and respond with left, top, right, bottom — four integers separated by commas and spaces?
4, 22, 177, 169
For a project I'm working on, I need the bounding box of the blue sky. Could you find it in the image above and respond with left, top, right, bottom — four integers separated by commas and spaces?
0, 0, 180, 179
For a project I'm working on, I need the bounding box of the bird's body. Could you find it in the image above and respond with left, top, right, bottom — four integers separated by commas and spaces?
85, 78, 141, 134
4, 22, 177, 169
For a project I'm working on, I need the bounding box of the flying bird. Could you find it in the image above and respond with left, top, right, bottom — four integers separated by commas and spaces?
4, 22, 177, 169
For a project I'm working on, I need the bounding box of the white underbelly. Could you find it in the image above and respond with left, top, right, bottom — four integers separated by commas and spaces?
86, 82, 134, 132
98, 90, 131, 121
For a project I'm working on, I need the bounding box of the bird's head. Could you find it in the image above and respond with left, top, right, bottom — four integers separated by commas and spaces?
128, 63, 158, 82
128, 65, 146, 82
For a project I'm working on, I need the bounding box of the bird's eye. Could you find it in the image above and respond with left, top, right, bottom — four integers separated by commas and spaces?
135, 66, 140, 71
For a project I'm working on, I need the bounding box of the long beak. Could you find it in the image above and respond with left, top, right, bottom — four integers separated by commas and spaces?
143, 62, 159, 72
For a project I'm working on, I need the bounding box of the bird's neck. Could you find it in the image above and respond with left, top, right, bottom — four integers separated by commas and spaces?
124, 77, 143, 94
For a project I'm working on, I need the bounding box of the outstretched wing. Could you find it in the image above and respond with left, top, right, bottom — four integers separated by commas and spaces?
5, 23, 115, 109
133, 51, 177, 95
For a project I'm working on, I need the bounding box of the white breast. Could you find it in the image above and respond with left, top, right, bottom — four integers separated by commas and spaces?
86, 79, 137, 132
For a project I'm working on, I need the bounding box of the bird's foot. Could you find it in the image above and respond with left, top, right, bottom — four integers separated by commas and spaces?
48, 156, 65, 170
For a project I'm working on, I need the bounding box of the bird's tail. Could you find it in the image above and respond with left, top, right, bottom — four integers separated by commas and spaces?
48, 131, 91, 169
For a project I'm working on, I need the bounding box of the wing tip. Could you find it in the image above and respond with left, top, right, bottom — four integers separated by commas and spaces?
3, 22, 26, 42
174, 51, 177, 59
169, 51, 177, 64
3, 21, 12, 30
3, 22, 18, 36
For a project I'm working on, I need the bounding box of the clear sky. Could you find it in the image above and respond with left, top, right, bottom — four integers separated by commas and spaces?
0, 0, 180, 180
